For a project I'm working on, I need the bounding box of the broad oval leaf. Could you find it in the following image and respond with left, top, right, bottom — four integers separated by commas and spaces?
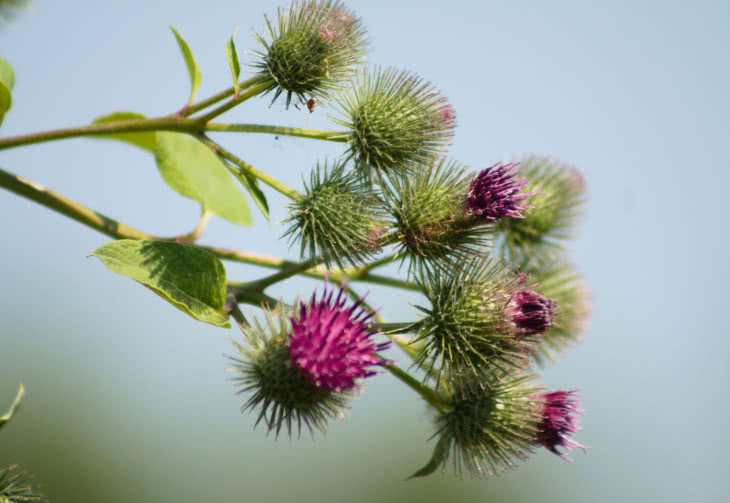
0, 383, 24, 431
0, 57, 15, 126
92, 111, 156, 152
154, 132, 252, 226
226, 28, 241, 97
92, 239, 230, 327
170, 26, 202, 106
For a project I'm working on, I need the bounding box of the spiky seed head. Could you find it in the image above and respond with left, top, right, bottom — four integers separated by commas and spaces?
413, 259, 541, 384
537, 390, 587, 461
386, 159, 491, 277
0, 465, 43, 502
283, 159, 388, 268
332, 67, 456, 179
508, 290, 556, 335
466, 162, 535, 222
229, 289, 389, 437
497, 156, 587, 263
522, 259, 592, 364
410, 372, 542, 478
251, 0, 367, 108
229, 305, 350, 438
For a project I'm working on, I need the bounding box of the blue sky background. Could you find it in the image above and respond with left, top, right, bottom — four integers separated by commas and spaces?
1, 1, 729, 502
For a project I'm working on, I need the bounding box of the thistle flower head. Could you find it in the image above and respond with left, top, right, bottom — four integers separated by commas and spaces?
537, 390, 587, 461
467, 162, 534, 222
508, 290, 556, 335
523, 259, 592, 364
252, 0, 367, 108
229, 289, 389, 437
414, 259, 541, 384
410, 372, 542, 478
386, 159, 491, 276
289, 285, 391, 391
498, 156, 586, 263
283, 159, 388, 268
333, 67, 456, 179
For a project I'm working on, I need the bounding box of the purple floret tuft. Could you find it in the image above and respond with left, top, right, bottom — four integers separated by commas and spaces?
509, 291, 556, 335
289, 286, 391, 392
467, 162, 534, 221
537, 391, 587, 461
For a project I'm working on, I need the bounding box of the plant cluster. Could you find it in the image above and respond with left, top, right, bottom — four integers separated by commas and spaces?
0, 0, 591, 488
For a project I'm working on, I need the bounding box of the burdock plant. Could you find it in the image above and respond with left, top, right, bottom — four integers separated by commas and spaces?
0, 0, 590, 487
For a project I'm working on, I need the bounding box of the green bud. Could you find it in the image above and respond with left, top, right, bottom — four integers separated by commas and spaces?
251, 0, 367, 108
283, 159, 388, 268
386, 159, 491, 277
413, 259, 538, 383
410, 372, 542, 478
228, 306, 349, 438
333, 67, 456, 179
0, 465, 43, 502
498, 156, 586, 263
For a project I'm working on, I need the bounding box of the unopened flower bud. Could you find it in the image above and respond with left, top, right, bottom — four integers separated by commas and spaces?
253, 0, 366, 107
284, 159, 388, 267
334, 67, 456, 179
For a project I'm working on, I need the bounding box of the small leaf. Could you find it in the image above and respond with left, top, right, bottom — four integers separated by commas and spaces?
92, 239, 230, 327
0, 384, 24, 430
225, 162, 270, 221
170, 26, 203, 106
407, 437, 449, 479
0, 57, 15, 126
92, 111, 156, 152
154, 132, 252, 226
226, 27, 241, 97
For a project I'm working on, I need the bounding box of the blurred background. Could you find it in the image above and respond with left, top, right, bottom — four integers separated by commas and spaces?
1, 1, 729, 501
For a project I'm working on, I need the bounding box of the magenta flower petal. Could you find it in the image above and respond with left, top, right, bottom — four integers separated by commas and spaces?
289, 286, 391, 392
537, 391, 587, 461
467, 162, 534, 221
509, 290, 557, 335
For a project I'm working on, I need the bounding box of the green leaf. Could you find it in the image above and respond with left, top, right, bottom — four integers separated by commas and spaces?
225, 162, 270, 221
92, 111, 156, 152
0, 57, 15, 127
226, 27, 241, 97
407, 436, 449, 479
170, 26, 203, 106
154, 132, 252, 226
92, 239, 230, 327
0, 384, 24, 431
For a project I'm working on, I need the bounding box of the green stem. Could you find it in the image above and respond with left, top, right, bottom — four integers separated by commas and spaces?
0, 167, 155, 240
196, 78, 273, 123
182, 76, 264, 117
0, 116, 200, 151
166, 210, 212, 244
205, 123, 349, 142
245, 256, 325, 291
198, 135, 301, 200
0, 166, 417, 292
384, 363, 447, 413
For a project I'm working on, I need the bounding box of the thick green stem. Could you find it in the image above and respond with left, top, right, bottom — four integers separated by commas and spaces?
196, 78, 273, 123
384, 363, 447, 413
0, 116, 200, 151
198, 135, 301, 200
205, 123, 349, 142
182, 76, 264, 117
0, 167, 155, 240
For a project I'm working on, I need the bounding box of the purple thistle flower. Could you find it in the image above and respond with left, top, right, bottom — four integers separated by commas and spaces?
509, 290, 556, 335
537, 391, 587, 461
289, 286, 391, 392
467, 162, 534, 222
